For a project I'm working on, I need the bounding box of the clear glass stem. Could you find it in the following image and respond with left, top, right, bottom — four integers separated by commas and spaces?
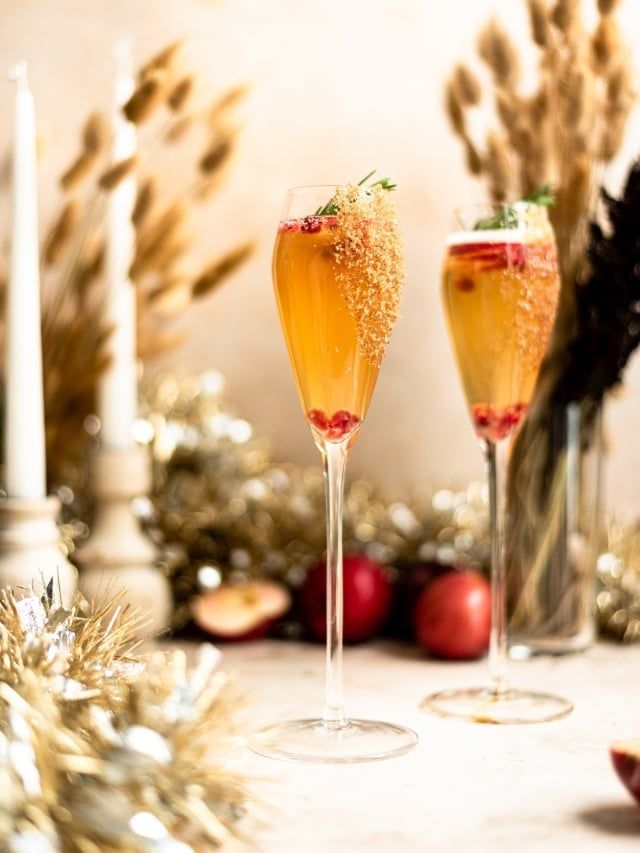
486, 438, 509, 696
321, 438, 349, 728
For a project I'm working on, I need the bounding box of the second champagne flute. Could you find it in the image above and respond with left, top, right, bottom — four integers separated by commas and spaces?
422, 200, 573, 724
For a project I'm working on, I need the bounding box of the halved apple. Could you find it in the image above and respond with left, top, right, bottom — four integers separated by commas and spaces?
192, 580, 291, 641
610, 740, 640, 804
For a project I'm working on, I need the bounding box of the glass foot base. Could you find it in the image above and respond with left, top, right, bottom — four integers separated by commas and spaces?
248, 717, 418, 764
421, 686, 573, 725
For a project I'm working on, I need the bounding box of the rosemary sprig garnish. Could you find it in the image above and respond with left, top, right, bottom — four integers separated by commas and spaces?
314, 171, 397, 216
473, 184, 555, 230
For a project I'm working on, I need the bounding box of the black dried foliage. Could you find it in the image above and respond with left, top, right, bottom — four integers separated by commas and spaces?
554, 159, 640, 407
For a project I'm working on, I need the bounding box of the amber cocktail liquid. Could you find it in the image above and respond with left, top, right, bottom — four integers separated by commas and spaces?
274, 216, 376, 441
441, 220, 560, 443
273, 188, 402, 441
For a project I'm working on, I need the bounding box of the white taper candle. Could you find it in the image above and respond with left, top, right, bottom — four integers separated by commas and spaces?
4, 63, 46, 499
98, 40, 138, 448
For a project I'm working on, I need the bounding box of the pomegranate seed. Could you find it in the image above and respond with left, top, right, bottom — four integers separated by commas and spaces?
455, 277, 475, 293
306, 409, 361, 440
471, 403, 528, 442
300, 216, 323, 234
307, 409, 329, 430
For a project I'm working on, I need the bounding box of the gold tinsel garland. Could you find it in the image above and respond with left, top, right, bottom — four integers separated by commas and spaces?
597, 519, 640, 643
0, 581, 249, 851
63, 370, 640, 641
137, 371, 491, 630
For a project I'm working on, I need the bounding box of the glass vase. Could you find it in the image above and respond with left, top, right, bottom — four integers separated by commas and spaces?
507, 401, 604, 655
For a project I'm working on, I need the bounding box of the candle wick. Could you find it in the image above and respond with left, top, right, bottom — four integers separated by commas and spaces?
8, 61, 28, 88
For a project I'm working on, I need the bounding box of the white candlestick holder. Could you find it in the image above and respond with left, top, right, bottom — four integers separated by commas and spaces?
75, 444, 171, 636
0, 495, 77, 605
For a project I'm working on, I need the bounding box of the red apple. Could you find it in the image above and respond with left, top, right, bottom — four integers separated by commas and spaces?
299, 554, 393, 643
414, 569, 491, 660
391, 561, 450, 638
611, 740, 640, 805
192, 580, 291, 641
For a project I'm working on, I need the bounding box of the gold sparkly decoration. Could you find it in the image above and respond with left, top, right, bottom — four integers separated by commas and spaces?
62, 369, 638, 643
0, 38, 252, 489
596, 519, 640, 642
97, 371, 491, 631
0, 582, 250, 851
333, 185, 404, 366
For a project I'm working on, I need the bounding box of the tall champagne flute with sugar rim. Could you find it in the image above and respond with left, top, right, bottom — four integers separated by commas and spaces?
249, 175, 418, 762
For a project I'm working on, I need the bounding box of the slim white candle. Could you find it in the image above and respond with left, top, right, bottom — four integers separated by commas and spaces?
98, 40, 138, 448
4, 63, 46, 499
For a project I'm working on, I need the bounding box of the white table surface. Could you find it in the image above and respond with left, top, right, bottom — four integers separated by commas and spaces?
188, 639, 640, 852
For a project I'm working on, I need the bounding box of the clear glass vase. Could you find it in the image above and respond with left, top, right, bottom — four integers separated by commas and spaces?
507, 402, 604, 655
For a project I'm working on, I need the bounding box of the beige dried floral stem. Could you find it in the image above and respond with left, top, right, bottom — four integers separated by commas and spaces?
0, 40, 253, 487
445, 0, 634, 288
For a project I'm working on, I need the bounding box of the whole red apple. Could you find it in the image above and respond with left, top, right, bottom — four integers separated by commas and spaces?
192, 580, 291, 641
610, 740, 640, 805
299, 554, 393, 643
414, 569, 491, 660
390, 561, 450, 638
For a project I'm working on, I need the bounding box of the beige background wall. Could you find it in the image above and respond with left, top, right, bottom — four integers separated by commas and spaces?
1, 0, 640, 507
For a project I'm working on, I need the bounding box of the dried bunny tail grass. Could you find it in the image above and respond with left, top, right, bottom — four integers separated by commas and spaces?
199, 134, 234, 175
146, 231, 191, 277
123, 74, 167, 124
444, 80, 466, 136
463, 136, 483, 175
147, 276, 192, 314
191, 243, 254, 299
598, 0, 619, 14
527, 0, 551, 48
607, 63, 634, 109
452, 64, 482, 106
600, 109, 628, 159
168, 75, 194, 111
561, 67, 590, 127
209, 84, 249, 125
131, 203, 189, 279
556, 152, 591, 248
551, 0, 580, 32
139, 39, 183, 79
484, 131, 512, 201
165, 114, 193, 143
60, 151, 99, 191
74, 243, 104, 302
478, 18, 520, 86
98, 155, 137, 190
592, 16, 620, 73
132, 177, 155, 227
494, 88, 519, 135
528, 87, 550, 125
83, 111, 109, 154
44, 200, 80, 266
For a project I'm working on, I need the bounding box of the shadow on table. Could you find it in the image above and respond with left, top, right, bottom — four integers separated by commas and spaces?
577, 803, 640, 836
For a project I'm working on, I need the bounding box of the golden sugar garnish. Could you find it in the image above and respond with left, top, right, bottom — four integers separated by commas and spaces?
333, 185, 405, 366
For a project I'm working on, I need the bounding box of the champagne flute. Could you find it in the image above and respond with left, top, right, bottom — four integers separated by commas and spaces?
421, 201, 573, 724
249, 180, 418, 762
